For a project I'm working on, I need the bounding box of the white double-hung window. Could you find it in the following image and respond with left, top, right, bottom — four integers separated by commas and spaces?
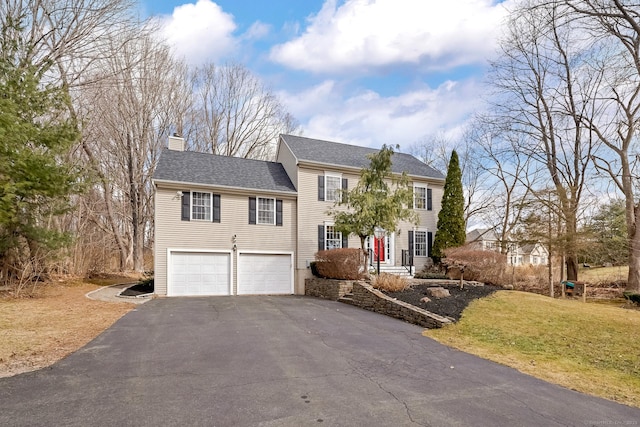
325, 224, 342, 250
325, 174, 342, 202
257, 197, 275, 225
414, 230, 427, 257
414, 186, 427, 209
191, 191, 212, 221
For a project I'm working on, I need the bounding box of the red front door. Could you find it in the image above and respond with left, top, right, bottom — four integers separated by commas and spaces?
374, 236, 386, 262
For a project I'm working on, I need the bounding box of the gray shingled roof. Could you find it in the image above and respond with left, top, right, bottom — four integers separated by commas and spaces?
280, 134, 445, 179
154, 149, 296, 193
466, 229, 499, 243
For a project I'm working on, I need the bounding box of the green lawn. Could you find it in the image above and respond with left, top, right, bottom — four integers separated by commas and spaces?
425, 291, 640, 407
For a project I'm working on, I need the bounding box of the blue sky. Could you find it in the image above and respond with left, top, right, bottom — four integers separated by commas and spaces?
140, 0, 513, 151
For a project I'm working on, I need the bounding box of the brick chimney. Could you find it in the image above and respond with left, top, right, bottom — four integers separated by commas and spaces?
168, 133, 185, 151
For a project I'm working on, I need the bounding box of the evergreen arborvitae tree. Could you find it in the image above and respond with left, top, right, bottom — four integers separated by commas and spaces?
432, 150, 466, 261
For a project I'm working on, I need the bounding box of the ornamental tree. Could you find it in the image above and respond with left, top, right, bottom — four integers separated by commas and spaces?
329, 144, 418, 271
432, 150, 466, 261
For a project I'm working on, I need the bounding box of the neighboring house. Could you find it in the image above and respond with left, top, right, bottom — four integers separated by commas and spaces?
519, 243, 549, 266
153, 134, 445, 296
466, 228, 548, 266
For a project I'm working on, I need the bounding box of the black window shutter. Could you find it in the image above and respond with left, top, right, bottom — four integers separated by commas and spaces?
276, 199, 283, 226
428, 231, 433, 257
249, 197, 256, 224
181, 191, 190, 221
408, 231, 414, 257
342, 232, 348, 248
427, 188, 433, 211
318, 225, 325, 252
341, 178, 348, 203
318, 175, 325, 201
212, 194, 220, 223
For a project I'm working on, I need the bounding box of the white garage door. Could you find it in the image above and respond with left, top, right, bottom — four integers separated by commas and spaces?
169, 252, 230, 296
237, 253, 293, 295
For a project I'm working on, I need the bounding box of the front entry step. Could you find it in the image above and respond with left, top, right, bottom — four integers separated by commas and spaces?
337, 293, 357, 305
373, 266, 413, 277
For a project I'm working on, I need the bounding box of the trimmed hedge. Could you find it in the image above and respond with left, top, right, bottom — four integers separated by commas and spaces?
314, 248, 364, 280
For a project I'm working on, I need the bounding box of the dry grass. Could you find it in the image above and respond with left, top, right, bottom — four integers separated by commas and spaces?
426, 291, 640, 407
372, 273, 409, 292
0, 278, 134, 377
579, 265, 629, 284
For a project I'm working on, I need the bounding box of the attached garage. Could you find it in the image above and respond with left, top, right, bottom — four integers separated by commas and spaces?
168, 251, 231, 296
237, 252, 293, 295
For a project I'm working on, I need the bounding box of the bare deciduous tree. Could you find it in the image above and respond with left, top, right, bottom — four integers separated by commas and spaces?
78, 25, 191, 272
488, 0, 600, 281
186, 63, 298, 160
553, 0, 640, 292
469, 119, 539, 254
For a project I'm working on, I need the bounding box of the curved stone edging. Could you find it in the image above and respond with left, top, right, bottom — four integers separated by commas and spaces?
351, 281, 453, 329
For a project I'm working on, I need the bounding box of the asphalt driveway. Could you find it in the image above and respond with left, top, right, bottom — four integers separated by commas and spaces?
1, 297, 638, 426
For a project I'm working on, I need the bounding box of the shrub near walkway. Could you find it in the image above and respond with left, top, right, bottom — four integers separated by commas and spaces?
426, 291, 640, 407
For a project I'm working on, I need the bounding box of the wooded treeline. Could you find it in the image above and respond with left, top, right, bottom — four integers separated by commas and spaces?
0, 0, 297, 287
411, 0, 640, 292
2, 0, 640, 294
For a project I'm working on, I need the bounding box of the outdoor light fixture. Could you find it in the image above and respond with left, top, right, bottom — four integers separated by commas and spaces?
374, 226, 384, 276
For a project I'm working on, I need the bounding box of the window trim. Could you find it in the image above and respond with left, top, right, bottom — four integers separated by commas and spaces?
413, 185, 427, 210
324, 172, 342, 202
414, 229, 428, 257
256, 196, 276, 225
191, 191, 213, 221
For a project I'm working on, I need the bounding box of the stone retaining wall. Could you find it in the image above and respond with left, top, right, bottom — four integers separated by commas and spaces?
305, 278, 354, 300
351, 282, 453, 329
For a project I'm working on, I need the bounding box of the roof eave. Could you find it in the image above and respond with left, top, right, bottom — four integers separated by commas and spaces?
153, 178, 298, 198
296, 159, 445, 182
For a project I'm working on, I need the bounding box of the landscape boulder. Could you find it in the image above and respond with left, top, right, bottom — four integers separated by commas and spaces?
427, 287, 450, 299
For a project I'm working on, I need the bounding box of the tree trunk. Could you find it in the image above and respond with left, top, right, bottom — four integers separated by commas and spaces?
127, 133, 144, 272
627, 208, 640, 292
360, 235, 369, 277
82, 142, 128, 271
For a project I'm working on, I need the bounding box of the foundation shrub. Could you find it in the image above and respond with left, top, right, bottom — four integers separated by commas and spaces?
372, 272, 409, 292
314, 248, 364, 280
443, 246, 507, 285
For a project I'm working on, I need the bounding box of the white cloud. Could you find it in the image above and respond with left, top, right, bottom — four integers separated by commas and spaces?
160, 0, 237, 64
278, 78, 483, 150
270, 0, 511, 73
243, 21, 271, 41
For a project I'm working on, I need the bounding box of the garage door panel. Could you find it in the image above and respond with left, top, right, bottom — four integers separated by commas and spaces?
238, 254, 292, 295
169, 252, 230, 296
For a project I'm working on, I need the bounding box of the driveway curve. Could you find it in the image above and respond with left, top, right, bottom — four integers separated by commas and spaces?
1, 296, 638, 426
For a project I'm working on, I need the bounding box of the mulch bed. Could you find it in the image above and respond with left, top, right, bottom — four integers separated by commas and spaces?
120, 282, 153, 297
386, 282, 502, 321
